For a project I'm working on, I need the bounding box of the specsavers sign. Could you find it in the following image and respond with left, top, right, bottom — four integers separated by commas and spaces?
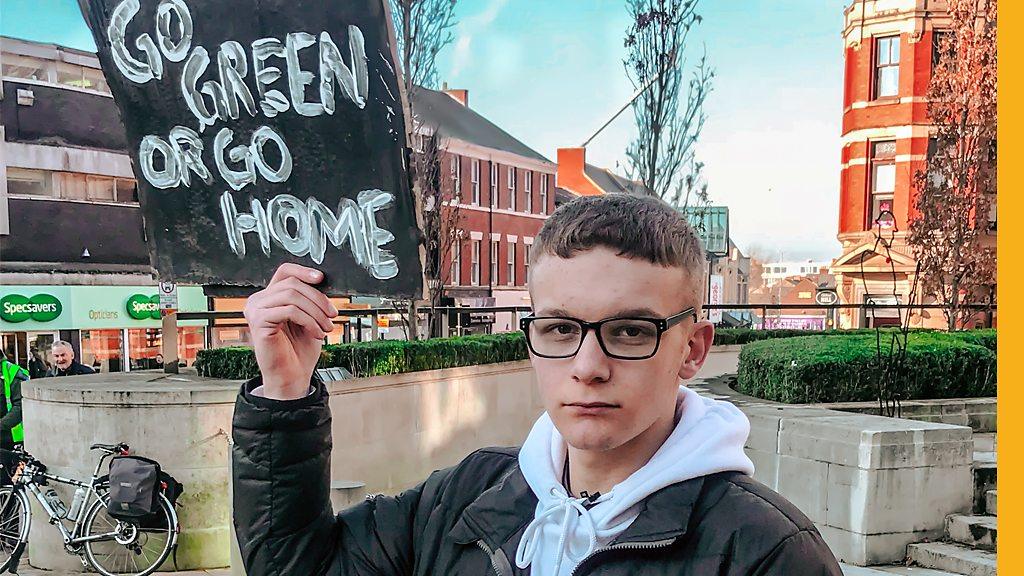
0, 294, 63, 323
126, 295, 161, 321
0, 286, 207, 331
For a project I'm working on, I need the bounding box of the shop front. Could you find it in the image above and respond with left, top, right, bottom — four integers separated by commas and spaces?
0, 286, 208, 374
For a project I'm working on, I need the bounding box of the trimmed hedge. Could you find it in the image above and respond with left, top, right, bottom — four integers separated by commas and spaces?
195, 325, 997, 391
735, 330, 996, 404
195, 332, 528, 380
712, 327, 948, 346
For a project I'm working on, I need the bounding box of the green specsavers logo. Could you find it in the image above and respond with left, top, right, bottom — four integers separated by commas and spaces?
126, 294, 161, 320
0, 294, 63, 323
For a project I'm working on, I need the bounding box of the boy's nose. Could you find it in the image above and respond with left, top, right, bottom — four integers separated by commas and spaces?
570, 330, 611, 385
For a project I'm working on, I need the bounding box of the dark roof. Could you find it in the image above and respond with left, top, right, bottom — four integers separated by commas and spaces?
582, 164, 652, 196
411, 88, 551, 163
554, 187, 577, 206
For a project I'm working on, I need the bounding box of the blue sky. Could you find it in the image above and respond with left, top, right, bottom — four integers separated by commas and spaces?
2, 0, 848, 261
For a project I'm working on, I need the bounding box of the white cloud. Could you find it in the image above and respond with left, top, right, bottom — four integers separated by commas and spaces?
450, 0, 509, 79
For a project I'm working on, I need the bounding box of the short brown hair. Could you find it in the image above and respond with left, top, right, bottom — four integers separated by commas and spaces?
530, 194, 707, 305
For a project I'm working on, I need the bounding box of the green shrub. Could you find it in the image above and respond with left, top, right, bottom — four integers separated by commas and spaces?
195, 332, 529, 380
947, 328, 997, 352
712, 327, 952, 346
735, 331, 996, 403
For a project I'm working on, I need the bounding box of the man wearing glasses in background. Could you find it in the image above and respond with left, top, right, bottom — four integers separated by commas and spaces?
232, 194, 842, 575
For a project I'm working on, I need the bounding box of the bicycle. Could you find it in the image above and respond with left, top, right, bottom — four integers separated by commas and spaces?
0, 443, 179, 576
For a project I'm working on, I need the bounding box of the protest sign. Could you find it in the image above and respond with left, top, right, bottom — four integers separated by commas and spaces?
79, 0, 423, 296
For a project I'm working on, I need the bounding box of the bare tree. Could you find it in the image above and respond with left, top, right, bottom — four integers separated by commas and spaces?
390, 0, 458, 93
624, 0, 713, 207
417, 132, 464, 337
389, 0, 460, 339
908, 0, 997, 331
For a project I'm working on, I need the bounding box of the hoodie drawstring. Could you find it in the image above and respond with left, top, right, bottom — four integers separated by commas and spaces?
515, 487, 602, 573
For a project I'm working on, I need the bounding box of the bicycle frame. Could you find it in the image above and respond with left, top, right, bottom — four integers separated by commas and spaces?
12, 448, 165, 550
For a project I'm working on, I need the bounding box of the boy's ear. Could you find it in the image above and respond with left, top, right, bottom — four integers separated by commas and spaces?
677, 320, 715, 380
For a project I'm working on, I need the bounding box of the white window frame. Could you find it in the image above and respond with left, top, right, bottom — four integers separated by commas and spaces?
450, 156, 461, 202
471, 240, 481, 286
508, 167, 517, 211
450, 237, 461, 286
491, 239, 500, 285
524, 170, 533, 213
471, 159, 481, 206
874, 35, 900, 99
524, 243, 531, 282
507, 241, 516, 286
540, 174, 549, 215
490, 162, 499, 207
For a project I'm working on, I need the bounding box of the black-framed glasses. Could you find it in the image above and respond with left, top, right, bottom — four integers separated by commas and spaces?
519, 307, 698, 360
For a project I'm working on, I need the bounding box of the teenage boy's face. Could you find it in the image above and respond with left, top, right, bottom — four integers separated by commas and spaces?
528, 247, 714, 453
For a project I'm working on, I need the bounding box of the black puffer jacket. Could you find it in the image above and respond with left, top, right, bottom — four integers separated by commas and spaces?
232, 378, 843, 575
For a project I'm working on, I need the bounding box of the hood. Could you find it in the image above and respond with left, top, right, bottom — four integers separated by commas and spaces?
515, 385, 754, 575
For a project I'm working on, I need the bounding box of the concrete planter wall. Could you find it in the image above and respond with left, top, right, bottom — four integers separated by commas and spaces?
813, 397, 996, 433
743, 404, 974, 566
321, 360, 544, 496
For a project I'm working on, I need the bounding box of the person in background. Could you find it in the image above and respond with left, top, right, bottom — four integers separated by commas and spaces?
28, 349, 52, 379
0, 349, 25, 449
51, 341, 96, 377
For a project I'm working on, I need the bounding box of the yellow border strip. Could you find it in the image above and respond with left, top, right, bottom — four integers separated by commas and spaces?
998, 0, 1017, 569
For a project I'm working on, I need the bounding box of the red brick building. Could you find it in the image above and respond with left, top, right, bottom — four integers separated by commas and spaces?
415, 88, 556, 312
830, 0, 991, 328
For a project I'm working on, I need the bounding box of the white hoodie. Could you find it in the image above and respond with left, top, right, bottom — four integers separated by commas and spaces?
515, 385, 754, 576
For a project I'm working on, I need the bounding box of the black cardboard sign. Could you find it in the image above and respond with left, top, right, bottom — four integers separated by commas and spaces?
79, 0, 423, 297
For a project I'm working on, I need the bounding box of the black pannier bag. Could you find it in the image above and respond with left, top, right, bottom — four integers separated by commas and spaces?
137, 471, 185, 530
158, 471, 184, 508
107, 456, 160, 520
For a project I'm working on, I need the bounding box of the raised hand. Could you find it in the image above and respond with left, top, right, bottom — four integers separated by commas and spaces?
243, 264, 338, 399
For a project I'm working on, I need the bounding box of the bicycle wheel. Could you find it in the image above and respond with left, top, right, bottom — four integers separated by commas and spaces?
81, 493, 177, 576
0, 487, 30, 573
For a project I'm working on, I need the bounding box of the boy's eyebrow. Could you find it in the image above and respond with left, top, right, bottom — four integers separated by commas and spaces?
533, 307, 664, 319
535, 308, 572, 317
611, 307, 662, 318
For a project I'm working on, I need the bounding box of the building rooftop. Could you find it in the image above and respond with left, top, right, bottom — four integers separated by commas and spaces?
411, 87, 551, 164
582, 163, 651, 196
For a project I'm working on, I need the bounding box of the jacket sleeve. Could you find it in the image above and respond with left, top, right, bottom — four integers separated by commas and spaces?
231, 376, 448, 576
751, 528, 843, 576
0, 372, 24, 433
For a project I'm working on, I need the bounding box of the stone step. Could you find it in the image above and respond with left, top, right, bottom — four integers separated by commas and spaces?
907, 541, 996, 576
972, 461, 996, 514
946, 514, 996, 550
985, 490, 996, 516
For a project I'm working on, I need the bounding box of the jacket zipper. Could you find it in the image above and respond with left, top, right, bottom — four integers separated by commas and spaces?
568, 538, 677, 576
476, 539, 510, 576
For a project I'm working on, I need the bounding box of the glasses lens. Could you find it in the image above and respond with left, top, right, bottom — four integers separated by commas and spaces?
600, 318, 660, 358
528, 318, 583, 357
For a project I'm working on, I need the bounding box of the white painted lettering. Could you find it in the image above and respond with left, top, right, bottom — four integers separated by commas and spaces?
155, 0, 193, 62
108, 0, 163, 83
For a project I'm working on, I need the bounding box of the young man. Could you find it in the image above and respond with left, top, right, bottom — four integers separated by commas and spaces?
232, 194, 842, 575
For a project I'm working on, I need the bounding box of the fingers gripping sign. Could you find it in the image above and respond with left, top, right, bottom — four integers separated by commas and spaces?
244, 263, 339, 400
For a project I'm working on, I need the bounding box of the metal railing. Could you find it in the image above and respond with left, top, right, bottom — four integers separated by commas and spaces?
177, 301, 995, 340
161, 302, 995, 373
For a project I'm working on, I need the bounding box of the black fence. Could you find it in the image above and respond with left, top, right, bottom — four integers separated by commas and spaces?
178, 302, 995, 345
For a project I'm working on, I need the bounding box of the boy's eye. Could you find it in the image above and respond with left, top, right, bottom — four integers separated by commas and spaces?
550, 322, 580, 335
